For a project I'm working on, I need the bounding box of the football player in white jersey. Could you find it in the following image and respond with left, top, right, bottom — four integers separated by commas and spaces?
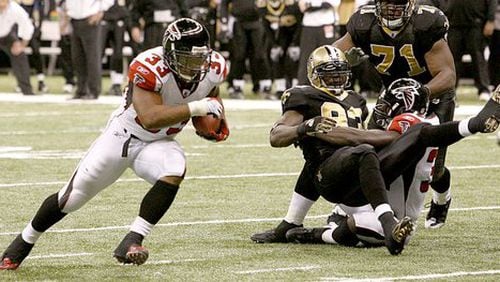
0, 18, 229, 270
253, 78, 500, 249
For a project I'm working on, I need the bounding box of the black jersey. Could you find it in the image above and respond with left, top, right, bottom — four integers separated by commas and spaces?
347, 4, 449, 88
281, 86, 368, 169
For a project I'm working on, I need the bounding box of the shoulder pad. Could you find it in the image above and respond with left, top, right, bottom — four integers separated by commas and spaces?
281, 86, 310, 111
348, 5, 377, 33
128, 47, 170, 92
412, 5, 448, 36
387, 113, 423, 134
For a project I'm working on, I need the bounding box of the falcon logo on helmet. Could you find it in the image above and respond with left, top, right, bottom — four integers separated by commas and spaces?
373, 78, 429, 128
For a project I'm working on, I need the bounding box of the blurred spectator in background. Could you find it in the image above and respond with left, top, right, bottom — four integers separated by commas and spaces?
100, 0, 130, 96
66, 0, 114, 99
19, 0, 48, 93
186, 0, 217, 48
258, 0, 302, 99
57, 0, 75, 94
220, 0, 273, 99
446, 0, 497, 101
0, 0, 34, 95
129, 0, 187, 51
296, 0, 340, 85
489, 0, 500, 88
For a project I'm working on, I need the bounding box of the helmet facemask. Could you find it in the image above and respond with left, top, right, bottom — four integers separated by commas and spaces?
166, 46, 211, 82
312, 62, 351, 95
375, 0, 414, 30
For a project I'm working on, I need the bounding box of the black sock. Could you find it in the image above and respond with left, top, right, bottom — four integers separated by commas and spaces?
331, 217, 359, 247
420, 122, 464, 147
31, 193, 67, 232
430, 167, 451, 193
359, 152, 388, 209
139, 180, 179, 225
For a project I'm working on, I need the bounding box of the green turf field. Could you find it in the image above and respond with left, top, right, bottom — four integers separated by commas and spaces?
0, 77, 499, 281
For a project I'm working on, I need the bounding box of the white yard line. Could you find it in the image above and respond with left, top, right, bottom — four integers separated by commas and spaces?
25, 252, 93, 260
234, 265, 321, 274
320, 269, 500, 281
1, 164, 499, 189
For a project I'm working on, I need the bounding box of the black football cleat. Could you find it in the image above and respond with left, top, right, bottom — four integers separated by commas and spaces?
385, 216, 414, 255
471, 87, 500, 133
114, 232, 149, 265
285, 227, 326, 244
425, 199, 451, 229
250, 220, 302, 243
0, 234, 34, 270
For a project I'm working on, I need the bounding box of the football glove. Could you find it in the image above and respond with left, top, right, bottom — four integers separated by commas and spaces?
296, 116, 336, 137
345, 47, 369, 67
188, 97, 223, 118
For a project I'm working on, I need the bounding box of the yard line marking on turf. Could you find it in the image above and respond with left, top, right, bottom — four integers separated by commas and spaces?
235, 265, 320, 274
1, 207, 498, 236
25, 252, 93, 260
2, 164, 500, 188
320, 269, 500, 281
148, 258, 209, 265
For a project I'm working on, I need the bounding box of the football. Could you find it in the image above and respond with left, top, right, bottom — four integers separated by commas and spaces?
192, 114, 222, 137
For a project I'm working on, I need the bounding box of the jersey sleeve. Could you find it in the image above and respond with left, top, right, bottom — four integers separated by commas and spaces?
346, 5, 376, 47
281, 87, 309, 114
387, 113, 423, 134
414, 5, 449, 52
127, 47, 168, 93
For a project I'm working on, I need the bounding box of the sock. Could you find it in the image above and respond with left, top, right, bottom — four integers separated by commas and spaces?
31, 193, 67, 233
233, 79, 244, 91
458, 117, 473, 137
21, 223, 43, 244
110, 71, 124, 85
274, 78, 286, 92
419, 121, 464, 147
284, 192, 315, 225
358, 151, 388, 209
139, 180, 179, 225
259, 79, 272, 92
130, 216, 154, 237
431, 167, 451, 194
37, 73, 45, 82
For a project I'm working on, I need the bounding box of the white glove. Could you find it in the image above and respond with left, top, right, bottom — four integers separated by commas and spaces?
287, 46, 300, 61
270, 46, 284, 62
188, 97, 223, 118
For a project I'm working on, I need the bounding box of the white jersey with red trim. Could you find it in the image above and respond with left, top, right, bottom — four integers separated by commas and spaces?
387, 113, 440, 221
113, 47, 228, 142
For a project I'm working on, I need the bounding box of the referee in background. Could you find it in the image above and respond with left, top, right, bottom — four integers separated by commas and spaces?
0, 0, 34, 95
66, 0, 114, 99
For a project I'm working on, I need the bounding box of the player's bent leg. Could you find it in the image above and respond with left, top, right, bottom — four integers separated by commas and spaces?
115, 178, 181, 265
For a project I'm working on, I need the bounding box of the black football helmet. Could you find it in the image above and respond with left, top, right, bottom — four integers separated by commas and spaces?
373, 78, 429, 128
307, 45, 351, 95
374, 0, 415, 30
162, 18, 212, 82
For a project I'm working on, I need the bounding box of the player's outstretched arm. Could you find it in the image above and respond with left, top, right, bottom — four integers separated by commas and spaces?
270, 110, 306, 147
316, 127, 399, 148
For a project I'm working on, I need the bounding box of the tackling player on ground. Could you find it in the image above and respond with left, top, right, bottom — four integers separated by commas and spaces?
333, 0, 457, 228
0, 18, 229, 270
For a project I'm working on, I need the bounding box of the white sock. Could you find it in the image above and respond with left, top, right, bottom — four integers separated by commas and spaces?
37, 73, 45, 82
321, 223, 338, 244
433, 190, 451, 205
130, 217, 154, 237
21, 222, 42, 244
283, 192, 315, 225
458, 117, 473, 137
259, 79, 272, 91
233, 79, 245, 90
274, 78, 286, 92
374, 203, 393, 219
